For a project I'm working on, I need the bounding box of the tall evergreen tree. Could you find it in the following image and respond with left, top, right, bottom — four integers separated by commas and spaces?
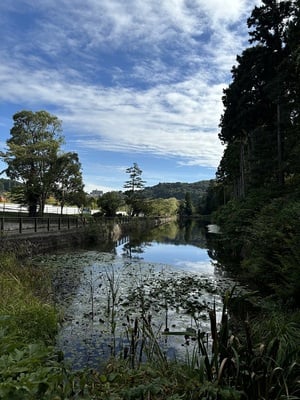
123, 163, 146, 193
218, 0, 295, 197
123, 163, 146, 216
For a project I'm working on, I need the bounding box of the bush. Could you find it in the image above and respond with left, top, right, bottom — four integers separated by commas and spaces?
242, 199, 300, 304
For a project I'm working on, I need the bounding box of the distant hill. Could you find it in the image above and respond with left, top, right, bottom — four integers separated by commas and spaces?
142, 180, 212, 203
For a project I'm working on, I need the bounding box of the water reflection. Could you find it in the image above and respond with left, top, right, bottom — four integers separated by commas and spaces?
117, 220, 211, 267
117, 241, 214, 274
42, 220, 245, 370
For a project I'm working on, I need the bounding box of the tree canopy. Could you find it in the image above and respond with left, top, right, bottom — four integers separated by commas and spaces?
123, 163, 146, 193
97, 191, 124, 217
0, 110, 84, 216
217, 0, 298, 196
142, 180, 210, 203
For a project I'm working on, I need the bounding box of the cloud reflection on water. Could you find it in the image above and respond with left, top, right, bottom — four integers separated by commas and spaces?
116, 241, 214, 274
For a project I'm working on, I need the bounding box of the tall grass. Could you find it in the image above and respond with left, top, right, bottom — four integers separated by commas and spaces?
109, 288, 300, 399
0, 252, 57, 344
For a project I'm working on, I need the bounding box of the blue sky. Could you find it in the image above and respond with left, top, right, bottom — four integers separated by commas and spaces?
0, 0, 261, 193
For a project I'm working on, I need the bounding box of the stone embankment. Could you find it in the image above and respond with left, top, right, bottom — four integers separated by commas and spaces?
0, 217, 173, 256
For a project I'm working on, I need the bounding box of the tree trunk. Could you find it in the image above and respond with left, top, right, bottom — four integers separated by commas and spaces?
239, 140, 245, 198
28, 203, 37, 217
277, 102, 284, 186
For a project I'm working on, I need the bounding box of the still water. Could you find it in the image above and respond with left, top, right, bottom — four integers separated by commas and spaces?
116, 239, 214, 273
37, 220, 245, 370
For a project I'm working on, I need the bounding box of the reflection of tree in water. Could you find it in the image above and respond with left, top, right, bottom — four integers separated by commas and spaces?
120, 220, 208, 259
122, 240, 152, 259
122, 242, 143, 259
180, 219, 193, 242
205, 226, 240, 278
172, 219, 207, 247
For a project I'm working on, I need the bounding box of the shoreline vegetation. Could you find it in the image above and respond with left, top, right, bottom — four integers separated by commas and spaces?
1, 221, 299, 399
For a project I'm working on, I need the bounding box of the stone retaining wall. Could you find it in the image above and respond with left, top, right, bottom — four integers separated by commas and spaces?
0, 217, 174, 256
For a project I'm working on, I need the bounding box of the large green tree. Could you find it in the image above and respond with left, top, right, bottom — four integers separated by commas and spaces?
1, 110, 84, 216
145, 197, 179, 217
218, 0, 295, 198
97, 191, 124, 217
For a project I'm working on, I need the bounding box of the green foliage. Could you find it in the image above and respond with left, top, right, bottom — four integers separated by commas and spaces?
0, 335, 93, 400
143, 180, 211, 204
211, 0, 300, 311
124, 162, 146, 193
218, 0, 297, 195
0, 252, 98, 400
98, 191, 125, 217
211, 188, 272, 264
53, 152, 85, 213
0, 255, 58, 344
85, 289, 299, 400
1, 249, 299, 399
178, 192, 194, 217
212, 187, 300, 305
0, 178, 21, 195
0, 110, 84, 216
124, 163, 146, 216
145, 197, 179, 217
200, 180, 225, 215
241, 199, 300, 304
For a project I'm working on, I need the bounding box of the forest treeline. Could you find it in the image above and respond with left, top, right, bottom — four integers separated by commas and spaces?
1, 175, 211, 217
207, 0, 300, 306
1, 177, 211, 203
142, 180, 210, 203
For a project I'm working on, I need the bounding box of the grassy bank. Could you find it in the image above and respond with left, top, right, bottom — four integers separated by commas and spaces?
0, 252, 95, 399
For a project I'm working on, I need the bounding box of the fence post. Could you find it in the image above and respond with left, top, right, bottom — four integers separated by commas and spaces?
19, 218, 22, 233
68, 217, 70, 230
34, 218, 37, 232
47, 218, 50, 231
58, 218, 61, 231
0, 218, 3, 232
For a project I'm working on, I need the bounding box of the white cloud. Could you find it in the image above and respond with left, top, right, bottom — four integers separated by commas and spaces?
0, 0, 261, 181
0, 54, 224, 168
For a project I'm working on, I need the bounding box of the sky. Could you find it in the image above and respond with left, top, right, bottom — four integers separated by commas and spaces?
0, 0, 261, 193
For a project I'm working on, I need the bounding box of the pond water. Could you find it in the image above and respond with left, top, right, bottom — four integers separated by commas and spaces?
116, 240, 214, 273
35, 220, 247, 370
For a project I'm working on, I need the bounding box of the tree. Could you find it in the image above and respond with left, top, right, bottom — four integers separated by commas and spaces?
212, 0, 300, 305
179, 192, 193, 217
146, 197, 179, 217
218, 0, 295, 198
0, 110, 83, 216
53, 152, 84, 214
247, 0, 293, 187
123, 162, 146, 192
123, 163, 146, 216
97, 191, 124, 217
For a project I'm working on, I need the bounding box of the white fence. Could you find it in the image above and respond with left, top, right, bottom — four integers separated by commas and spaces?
0, 202, 80, 215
